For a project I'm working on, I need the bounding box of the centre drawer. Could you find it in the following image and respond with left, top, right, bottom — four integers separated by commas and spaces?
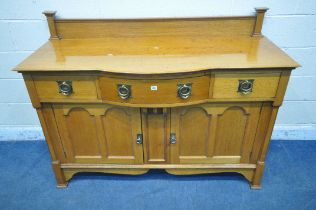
99, 76, 210, 104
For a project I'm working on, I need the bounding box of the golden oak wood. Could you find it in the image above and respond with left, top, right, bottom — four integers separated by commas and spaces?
43, 11, 59, 39
33, 75, 100, 100
212, 72, 281, 99
14, 8, 298, 74
99, 75, 210, 104
14, 37, 299, 73
141, 108, 170, 163
60, 163, 257, 169
16, 9, 299, 189
170, 103, 261, 164
253, 8, 268, 36
22, 74, 41, 108
52, 104, 143, 164
273, 71, 291, 106
55, 17, 256, 39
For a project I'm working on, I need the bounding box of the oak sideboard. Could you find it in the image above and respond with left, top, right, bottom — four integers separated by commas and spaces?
14, 8, 299, 188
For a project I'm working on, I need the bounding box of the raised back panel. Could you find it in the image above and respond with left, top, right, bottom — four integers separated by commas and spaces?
55, 17, 256, 39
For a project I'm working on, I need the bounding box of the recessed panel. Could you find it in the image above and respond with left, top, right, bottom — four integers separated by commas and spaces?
179, 107, 209, 157
102, 108, 134, 158
214, 107, 248, 156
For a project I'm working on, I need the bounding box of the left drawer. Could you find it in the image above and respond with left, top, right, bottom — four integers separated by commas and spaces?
32, 76, 99, 101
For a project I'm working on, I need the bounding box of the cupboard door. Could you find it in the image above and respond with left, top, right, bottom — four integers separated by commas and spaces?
170, 103, 262, 164
53, 104, 143, 164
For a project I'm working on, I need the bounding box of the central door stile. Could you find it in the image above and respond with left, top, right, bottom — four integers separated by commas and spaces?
141, 108, 171, 164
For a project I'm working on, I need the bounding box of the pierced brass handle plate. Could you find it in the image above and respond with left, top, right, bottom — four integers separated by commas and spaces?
117, 84, 131, 99
57, 81, 73, 96
238, 79, 254, 95
177, 83, 192, 99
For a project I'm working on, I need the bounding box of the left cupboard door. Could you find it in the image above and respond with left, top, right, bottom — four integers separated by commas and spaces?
52, 104, 143, 164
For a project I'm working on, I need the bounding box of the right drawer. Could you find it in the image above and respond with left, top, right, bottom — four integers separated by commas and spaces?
212, 72, 281, 99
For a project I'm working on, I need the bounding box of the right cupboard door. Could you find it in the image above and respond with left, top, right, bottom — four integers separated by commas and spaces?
170, 103, 262, 164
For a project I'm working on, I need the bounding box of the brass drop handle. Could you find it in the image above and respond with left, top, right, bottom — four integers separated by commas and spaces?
238, 79, 254, 95
57, 81, 73, 96
117, 84, 131, 99
136, 134, 143, 144
177, 83, 192, 99
170, 133, 176, 144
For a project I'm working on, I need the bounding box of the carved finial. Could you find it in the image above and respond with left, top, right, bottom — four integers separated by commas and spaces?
43, 11, 59, 39
43, 10, 57, 17
253, 7, 269, 36
255, 7, 269, 13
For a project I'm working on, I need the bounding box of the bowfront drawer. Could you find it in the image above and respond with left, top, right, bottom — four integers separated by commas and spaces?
212, 72, 281, 99
99, 76, 210, 104
33, 76, 99, 101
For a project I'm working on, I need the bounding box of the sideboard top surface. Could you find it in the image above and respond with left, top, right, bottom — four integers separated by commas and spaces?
14, 9, 299, 74
14, 36, 299, 74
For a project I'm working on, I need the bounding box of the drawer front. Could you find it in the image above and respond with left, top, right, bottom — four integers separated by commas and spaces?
33, 76, 99, 101
99, 76, 210, 104
212, 72, 281, 99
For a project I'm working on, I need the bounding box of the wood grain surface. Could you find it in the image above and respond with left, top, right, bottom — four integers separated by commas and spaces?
14, 37, 299, 73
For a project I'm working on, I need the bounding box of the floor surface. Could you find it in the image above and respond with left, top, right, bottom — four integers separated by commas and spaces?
0, 140, 315, 210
